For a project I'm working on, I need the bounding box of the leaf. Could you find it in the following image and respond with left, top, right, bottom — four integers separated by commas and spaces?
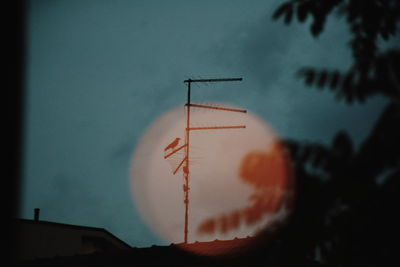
311, 147, 325, 168
311, 16, 325, 36
380, 31, 390, 41
197, 218, 216, 234
330, 71, 341, 89
304, 69, 316, 85
332, 131, 353, 157
284, 5, 293, 24
301, 147, 312, 162
297, 3, 309, 22
272, 3, 292, 20
341, 72, 353, 92
317, 71, 329, 88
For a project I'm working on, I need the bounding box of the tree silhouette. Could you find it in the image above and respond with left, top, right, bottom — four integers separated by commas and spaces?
268, 1, 400, 266
273, 0, 400, 102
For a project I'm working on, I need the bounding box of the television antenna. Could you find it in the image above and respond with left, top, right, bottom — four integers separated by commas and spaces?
163, 77, 246, 243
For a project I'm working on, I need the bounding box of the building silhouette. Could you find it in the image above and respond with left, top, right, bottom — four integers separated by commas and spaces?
15, 217, 130, 262
14, 210, 323, 266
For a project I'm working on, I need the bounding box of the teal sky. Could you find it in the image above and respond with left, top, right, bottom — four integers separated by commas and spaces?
20, 0, 386, 247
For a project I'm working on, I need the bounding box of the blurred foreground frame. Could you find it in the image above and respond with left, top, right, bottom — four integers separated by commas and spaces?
14, 1, 400, 266
271, 0, 400, 266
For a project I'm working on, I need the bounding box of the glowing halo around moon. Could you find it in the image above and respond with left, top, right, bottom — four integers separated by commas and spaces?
130, 104, 295, 256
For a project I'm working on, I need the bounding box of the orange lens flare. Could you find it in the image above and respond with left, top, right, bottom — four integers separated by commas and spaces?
195, 141, 294, 252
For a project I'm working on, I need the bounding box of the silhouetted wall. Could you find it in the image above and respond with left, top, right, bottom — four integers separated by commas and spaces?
15, 219, 130, 261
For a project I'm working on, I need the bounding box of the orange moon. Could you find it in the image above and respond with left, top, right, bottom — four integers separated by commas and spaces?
130, 104, 294, 255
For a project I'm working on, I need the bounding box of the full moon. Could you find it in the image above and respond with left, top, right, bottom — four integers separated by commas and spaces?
130, 104, 294, 255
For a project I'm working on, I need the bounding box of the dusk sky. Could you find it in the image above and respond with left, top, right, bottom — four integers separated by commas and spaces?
20, 0, 387, 247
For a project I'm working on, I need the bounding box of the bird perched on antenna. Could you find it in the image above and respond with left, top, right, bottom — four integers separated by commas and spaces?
164, 138, 181, 151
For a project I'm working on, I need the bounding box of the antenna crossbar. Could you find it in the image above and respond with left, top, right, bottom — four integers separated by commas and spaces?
184, 78, 242, 83
187, 125, 246, 131
164, 144, 188, 159
186, 103, 247, 113
173, 156, 188, 175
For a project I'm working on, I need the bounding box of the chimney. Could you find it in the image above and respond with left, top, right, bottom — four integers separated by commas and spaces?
34, 208, 40, 221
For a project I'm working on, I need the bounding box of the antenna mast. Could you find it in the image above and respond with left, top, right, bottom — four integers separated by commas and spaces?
164, 77, 246, 243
